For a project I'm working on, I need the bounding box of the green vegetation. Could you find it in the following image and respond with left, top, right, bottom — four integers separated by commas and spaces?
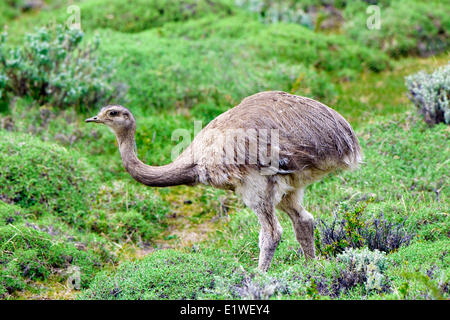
0, 26, 124, 111
0, 0, 448, 300
406, 63, 450, 125
79, 249, 239, 299
315, 201, 413, 257
0, 131, 95, 225
0, 224, 102, 295
0, 130, 170, 297
343, 0, 449, 57
77, 0, 235, 33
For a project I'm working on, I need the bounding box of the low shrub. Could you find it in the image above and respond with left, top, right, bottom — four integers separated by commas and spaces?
0, 25, 126, 111
251, 23, 390, 74
87, 181, 170, 243
0, 141, 172, 296
405, 63, 450, 125
0, 126, 171, 245
337, 247, 389, 293
85, 183, 169, 245
0, 224, 102, 297
343, 0, 449, 57
362, 215, 414, 253
79, 249, 238, 300
78, 0, 235, 33
163, 16, 390, 74
236, 0, 314, 29
206, 268, 292, 299
0, 201, 24, 226
0, 130, 95, 226
315, 202, 413, 257
204, 249, 391, 299
296, 248, 391, 298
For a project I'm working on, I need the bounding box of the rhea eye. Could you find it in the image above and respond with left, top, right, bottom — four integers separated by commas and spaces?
109, 111, 119, 117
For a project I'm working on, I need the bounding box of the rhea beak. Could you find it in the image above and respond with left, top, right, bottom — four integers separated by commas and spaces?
85, 116, 102, 123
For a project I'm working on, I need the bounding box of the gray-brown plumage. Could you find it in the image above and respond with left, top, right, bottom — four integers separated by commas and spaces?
86, 91, 362, 271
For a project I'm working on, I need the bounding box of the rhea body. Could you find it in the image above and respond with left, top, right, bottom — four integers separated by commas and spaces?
86, 91, 361, 271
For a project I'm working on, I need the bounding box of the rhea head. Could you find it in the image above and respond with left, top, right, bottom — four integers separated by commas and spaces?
85, 105, 136, 136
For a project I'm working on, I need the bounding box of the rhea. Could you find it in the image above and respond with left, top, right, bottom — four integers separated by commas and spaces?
86, 91, 361, 271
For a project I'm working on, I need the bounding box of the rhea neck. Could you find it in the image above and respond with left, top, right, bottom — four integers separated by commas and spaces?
114, 123, 198, 187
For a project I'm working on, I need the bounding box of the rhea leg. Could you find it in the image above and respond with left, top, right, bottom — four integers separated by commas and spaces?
254, 202, 283, 272
236, 174, 283, 272
277, 188, 315, 259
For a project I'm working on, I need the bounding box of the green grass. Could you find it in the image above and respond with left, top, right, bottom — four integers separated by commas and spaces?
0, 130, 171, 298
79, 249, 240, 299
343, 0, 450, 58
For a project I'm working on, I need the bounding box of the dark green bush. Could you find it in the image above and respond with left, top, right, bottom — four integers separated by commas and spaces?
79, 249, 238, 300
0, 25, 125, 110
0, 130, 95, 226
0, 259, 26, 297
0, 224, 102, 296
0, 129, 170, 243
